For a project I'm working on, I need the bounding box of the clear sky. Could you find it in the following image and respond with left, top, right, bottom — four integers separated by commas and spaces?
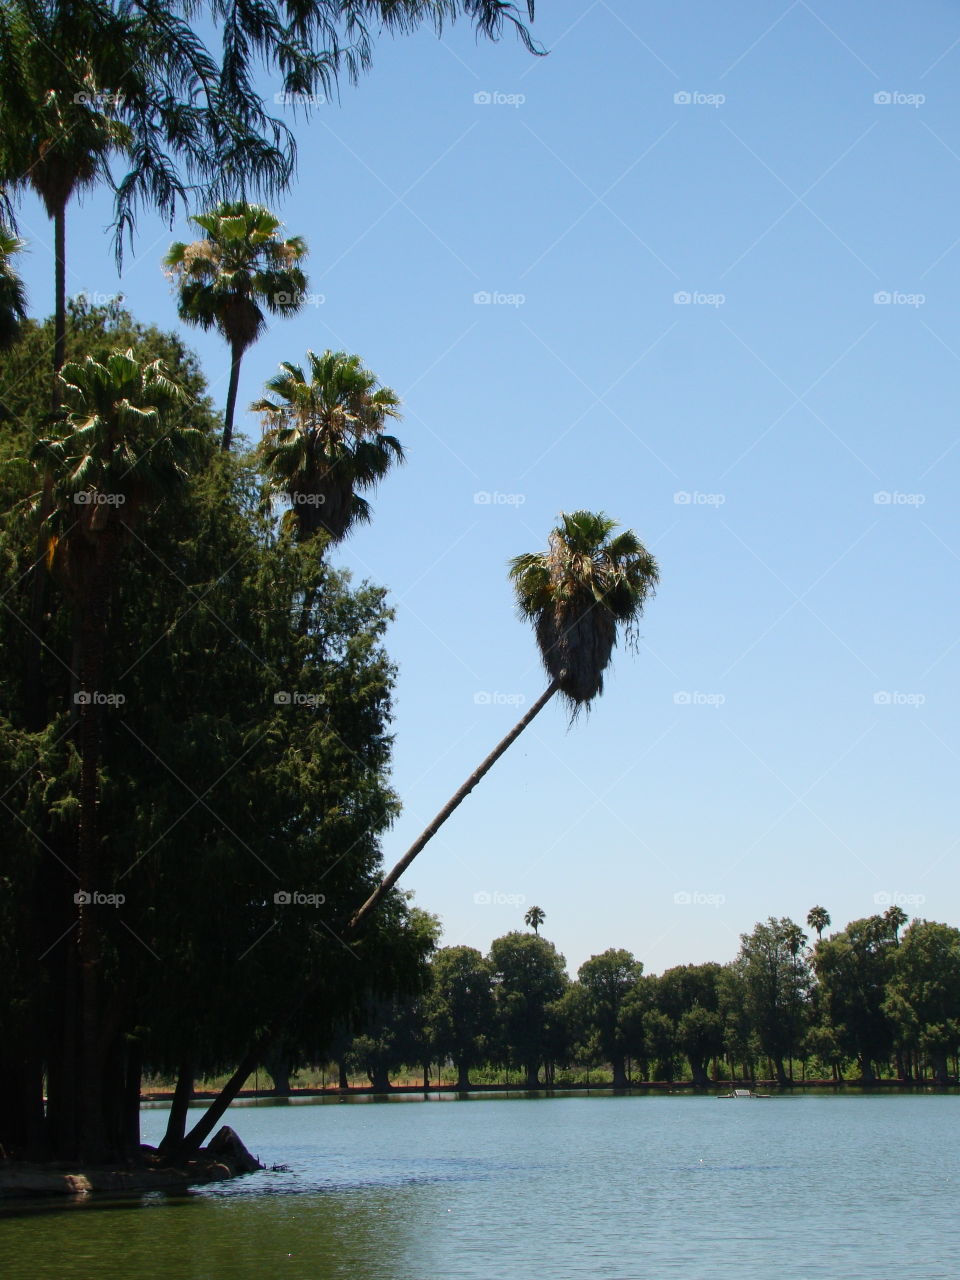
14, 0, 960, 976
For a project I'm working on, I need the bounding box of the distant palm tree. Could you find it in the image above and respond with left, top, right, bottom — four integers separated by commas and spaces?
253, 350, 403, 542
349, 511, 659, 929
807, 906, 830, 942
884, 904, 907, 941
164, 202, 307, 450
0, 225, 26, 351
524, 906, 546, 935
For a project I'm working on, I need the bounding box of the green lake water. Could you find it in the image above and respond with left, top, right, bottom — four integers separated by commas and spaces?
2, 1093, 958, 1278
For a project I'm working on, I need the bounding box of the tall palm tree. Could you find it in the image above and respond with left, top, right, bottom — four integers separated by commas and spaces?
0, 225, 27, 351
164, 203, 308, 450
350, 511, 659, 927
0, 0, 130, 380
253, 349, 403, 542
174, 509, 658, 1160
807, 906, 830, 942
525, 905, 546, 935
0, 0, 295, 387
33, 348, 202, 1159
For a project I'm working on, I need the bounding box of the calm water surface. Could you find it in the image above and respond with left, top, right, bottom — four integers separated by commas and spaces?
2, 1093, 958, 1279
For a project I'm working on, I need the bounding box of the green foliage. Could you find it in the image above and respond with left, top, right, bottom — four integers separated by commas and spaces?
253, 350, 404, 543
509, 510, 658, 710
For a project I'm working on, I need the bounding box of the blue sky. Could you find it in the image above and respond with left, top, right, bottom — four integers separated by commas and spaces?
13, 0, 960, 975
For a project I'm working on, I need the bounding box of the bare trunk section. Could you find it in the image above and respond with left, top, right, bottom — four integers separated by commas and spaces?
221, 340, 244, 451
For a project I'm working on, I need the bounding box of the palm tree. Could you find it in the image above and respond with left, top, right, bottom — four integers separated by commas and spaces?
349, 511, 659, 927
807, 906, 830, 942
174, 509, 658, 1160
33, 348, 202, 1159
164, 203, 307, 450
0, 225, 27, 351
253, 350, 403, 542
0, 0, 296, 386
0, 0, 130, 380
525, 906, 546, 934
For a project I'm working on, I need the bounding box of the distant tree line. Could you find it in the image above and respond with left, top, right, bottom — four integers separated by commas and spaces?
286, 906, 960, 1091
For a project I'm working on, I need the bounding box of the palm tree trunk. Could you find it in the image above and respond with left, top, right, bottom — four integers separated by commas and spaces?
53, 203, 67, 391
173, 679, 561, 1161
222, 340, 244, 451
347, 678, 560, 932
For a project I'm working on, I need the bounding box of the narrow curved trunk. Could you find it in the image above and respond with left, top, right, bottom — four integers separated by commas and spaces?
175, 681, 561, 1160
222, 340, 244, 451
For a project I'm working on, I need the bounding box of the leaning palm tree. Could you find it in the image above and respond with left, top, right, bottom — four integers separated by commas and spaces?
807, 906, 830, 942
349, 511, 659, 923
0, 225, 27, 351
174, 509, 658, 1160
254, 349, 404, 542
525, 905, 546, 935
164, 203, 307, 450
32, 349, 202, 1160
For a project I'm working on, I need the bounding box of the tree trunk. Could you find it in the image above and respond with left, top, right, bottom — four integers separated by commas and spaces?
456, 1062, 471, 1091
221, 339, 244, 451
611, 1054, 628, 1089
348, 680, 560, 933
337, 1059, 349, 1090
53, 203, 67, 388
175, 681, 561, 1160
773, 1057, 787, 1086
160, 1062, 195, 1155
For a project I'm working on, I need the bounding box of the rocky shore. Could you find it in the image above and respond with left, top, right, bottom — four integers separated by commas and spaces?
0, 1126, 262, 1199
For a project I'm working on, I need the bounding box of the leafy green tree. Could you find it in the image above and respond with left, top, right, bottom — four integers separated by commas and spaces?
488, 931, 568, 1087
575, 949, 643, 1087
884, 920, 960, 1085
29, 349, 200, 1158
734, 918, 811, 1085
0, 225, 26, 351
657, 963, 724, 1086
812, 914, 899, 1083
807, 905, 830, 942
253, 350, 403, 541
165, 202, 307, 449
524, 905, 546, 934
425, 946, 495, 1089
